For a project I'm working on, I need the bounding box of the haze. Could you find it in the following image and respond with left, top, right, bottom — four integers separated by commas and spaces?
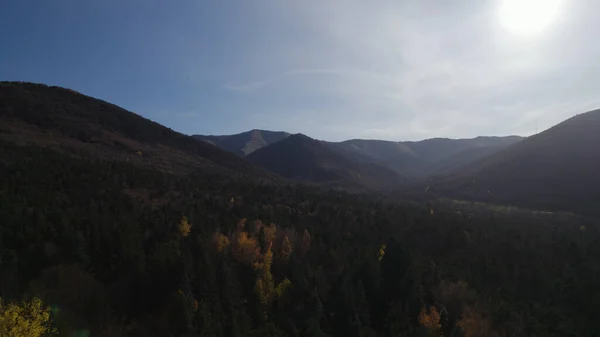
1, 0, 599, 141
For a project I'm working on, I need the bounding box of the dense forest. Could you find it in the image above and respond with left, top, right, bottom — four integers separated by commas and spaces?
1, 139, 599, 336
1, 83, 600, 336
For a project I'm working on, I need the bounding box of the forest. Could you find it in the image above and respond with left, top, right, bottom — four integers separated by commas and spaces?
1, 82, 599, 336
1, 137, 599, 337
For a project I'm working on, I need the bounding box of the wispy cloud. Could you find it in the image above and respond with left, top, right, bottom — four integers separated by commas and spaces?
213, 0, 600, 141
222, 68, 356, 93
223, 79, 275, 93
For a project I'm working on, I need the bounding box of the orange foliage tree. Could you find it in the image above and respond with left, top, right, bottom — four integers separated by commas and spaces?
418, 306, 441, 336
211, 232, 230, 253
457, 306, 504, 337
231, 231, 259, 266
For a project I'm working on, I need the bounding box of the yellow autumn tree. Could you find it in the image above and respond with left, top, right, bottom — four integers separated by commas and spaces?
254, 247, 274, 320
276, 235, 293, 264
299, 229, 311, 255
418, 306, 441, 336
378, 244, 387, 261
0, 297, 54, 337
231, 231, 258, 266
264, 223, 277, 243
178, 216, 191, 237
253, 247, 292, 320
212, 232, 230, 253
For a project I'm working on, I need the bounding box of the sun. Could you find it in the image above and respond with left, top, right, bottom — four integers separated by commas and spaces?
499, 0, 563, 36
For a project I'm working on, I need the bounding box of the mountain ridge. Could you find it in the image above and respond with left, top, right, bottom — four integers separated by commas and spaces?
246, 133, 408, 191
0, 81, 268, 177
429, 109, 600, 213
193, 129, 290, 156
196, 128, 524, 178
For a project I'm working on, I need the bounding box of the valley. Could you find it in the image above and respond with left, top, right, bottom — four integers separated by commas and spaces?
1, 82, 599, 336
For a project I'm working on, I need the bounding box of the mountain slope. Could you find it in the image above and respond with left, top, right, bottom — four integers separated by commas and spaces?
0, 82, 265, 176
329, 136, 523, 177
193, 129, 290, 156
247, 134, 407, 190
428, 144, 512, 175
430, 109, 600, 212
404, 136, 523, 164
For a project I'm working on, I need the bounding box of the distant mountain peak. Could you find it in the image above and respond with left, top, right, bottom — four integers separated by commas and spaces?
246, 132, 407, 190
193, 129, 290, 156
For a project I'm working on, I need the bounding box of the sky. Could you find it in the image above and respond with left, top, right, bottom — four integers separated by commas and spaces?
1, 0, 600, 141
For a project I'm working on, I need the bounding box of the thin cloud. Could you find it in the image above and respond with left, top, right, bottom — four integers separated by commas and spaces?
215, 0, 600, 141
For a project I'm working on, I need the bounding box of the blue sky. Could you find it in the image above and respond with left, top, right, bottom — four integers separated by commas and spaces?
2, 0, 600, 141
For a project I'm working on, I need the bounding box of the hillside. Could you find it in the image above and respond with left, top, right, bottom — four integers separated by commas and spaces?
428, 145, 509, 175
430, 109, 600, 213
1, 82, 599, 336
329, 136, 523, 177
193, 129, 290, 156
246, 133, 407, 190
0, 82, 265, 176
404, 136, 522, 164
196, 128, 523, 178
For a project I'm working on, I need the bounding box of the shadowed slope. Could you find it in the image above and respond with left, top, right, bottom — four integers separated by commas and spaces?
0, 82, 266, 176
247, 134, 407, 190
430, 109, 600, 212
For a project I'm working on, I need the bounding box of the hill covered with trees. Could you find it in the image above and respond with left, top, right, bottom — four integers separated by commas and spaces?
1, 82, 599, 337
193, 129, 290, 156
247, 133, 408, 191
429, 109, 600, 214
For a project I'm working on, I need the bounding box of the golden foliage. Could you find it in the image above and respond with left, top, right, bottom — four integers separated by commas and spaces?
418, 306, 441, 336
275, 278, 292, 299
178, 216, 191, 237
457, 306, 503, 337
212, 232, 230, 253
253, 247, 292, 320
378, 244, 387, 261
254, 248, 274, 320
255, 248, 273, 272
300, 229, 311, 255
0, 297, 54, 337
231, 231, 259, 265
277, 235, 293, 263
264, 223, 277, 243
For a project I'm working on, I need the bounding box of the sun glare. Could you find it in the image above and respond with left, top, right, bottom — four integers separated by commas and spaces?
499, 0, 563, 36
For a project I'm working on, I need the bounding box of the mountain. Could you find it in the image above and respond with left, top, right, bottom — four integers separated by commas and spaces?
429, 109, 600, 213
194, 130, 522, 178
2, 82, 599, 336
193, 129, 290, 156
0, 82, 265, 176
428, 145, 510, 175
246, 133, 408, 190
328, 136, 523, 177
404, 136, 523, 164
